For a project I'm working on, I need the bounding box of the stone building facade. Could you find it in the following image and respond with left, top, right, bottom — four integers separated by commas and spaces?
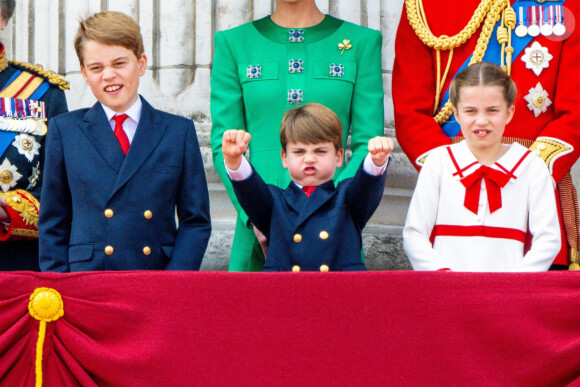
2, 0, 576, 270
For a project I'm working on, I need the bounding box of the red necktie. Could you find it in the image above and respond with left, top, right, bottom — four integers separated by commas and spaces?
302, 186, 316, 197
460, 165, 511, 214
113, 114, 130, 155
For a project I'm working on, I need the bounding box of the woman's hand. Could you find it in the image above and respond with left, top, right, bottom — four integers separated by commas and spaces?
253, 225, 268, 258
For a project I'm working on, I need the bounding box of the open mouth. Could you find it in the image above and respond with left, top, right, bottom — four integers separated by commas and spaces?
304, 166, 316, 175
105, 85, 122, 93
474, 130, 491, 137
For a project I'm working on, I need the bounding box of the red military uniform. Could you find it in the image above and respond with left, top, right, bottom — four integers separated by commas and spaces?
393, 0, 580, 268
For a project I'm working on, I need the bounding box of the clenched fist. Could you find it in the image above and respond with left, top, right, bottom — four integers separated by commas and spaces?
367, 136, 394, 167
222, 130, 252, 170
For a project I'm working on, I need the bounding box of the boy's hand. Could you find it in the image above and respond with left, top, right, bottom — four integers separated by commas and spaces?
222, 130, 252, 170
368, 136, 394, 167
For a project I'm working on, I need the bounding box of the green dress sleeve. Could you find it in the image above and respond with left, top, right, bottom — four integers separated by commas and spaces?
210, 31, 250, 226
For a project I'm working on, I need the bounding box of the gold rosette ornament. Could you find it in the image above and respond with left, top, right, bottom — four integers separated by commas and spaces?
28, 288, 64, 387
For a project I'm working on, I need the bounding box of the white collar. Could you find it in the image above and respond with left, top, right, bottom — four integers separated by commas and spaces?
101, 96, 143, 124
447, 140, 534, 181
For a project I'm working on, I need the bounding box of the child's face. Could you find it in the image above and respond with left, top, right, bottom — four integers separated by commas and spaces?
454, 85, 515, 155
281, 141, 343, 187
80, 40, 147, 113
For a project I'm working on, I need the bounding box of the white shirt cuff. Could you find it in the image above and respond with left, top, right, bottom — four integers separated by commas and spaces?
225, 157, 253, 181
363, 153, 389, 176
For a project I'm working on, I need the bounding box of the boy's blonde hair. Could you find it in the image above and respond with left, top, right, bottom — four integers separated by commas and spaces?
450, 61, 517, 108
74, 11, 144, 66
280, 103, 343, 152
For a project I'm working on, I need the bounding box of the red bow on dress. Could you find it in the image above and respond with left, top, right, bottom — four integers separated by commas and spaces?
460, 165, 511, 214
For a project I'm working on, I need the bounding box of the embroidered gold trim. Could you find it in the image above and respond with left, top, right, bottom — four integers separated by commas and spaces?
11, 228, 38, 237
0, 189, 39, 227
415, 150, 431, 167
530, 137, 573, 173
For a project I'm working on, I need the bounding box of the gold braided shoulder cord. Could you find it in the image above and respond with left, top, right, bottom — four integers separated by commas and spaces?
9, 60, 70, 91
405, 0, 515, 124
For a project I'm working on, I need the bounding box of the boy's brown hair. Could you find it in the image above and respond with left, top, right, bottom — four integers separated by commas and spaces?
450, 61, 517, 108
280, 103, 343, 152
74, 11, 144, 66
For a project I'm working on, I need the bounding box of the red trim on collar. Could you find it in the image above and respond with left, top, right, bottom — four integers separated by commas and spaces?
447, 146, 477, 178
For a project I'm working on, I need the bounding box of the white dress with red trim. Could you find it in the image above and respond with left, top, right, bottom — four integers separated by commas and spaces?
403, 140, 560, 272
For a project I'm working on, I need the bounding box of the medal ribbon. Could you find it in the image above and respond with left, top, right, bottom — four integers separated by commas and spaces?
547, 6, 554, 27
460, 165, 511, 214
0, 68, 52, 155
0, 97, 45, 118
530, 6, 538, 27
518, 6, 525, 25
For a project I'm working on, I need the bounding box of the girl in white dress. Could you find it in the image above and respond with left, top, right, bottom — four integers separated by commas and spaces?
403, 62, 560, 272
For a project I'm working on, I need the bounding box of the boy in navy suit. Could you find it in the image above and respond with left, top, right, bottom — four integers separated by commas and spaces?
39, 11, 211, 271
222, 103, 393, 271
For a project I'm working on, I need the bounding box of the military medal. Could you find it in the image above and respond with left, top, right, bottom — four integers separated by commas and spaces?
552, 5, 566, 36
515, 7, 528, 37
0, 158, 23, 192
521, 42, 553, 76
13, 133, 40, 162
524, 82, 552, 117
527, 6, 541, 37
540, 6, 553, 36
27, 162, 40, 190
25, 119, 35, 133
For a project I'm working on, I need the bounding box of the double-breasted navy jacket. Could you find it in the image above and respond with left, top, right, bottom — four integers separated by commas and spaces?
39, 97, 211, 272
231, 164, 387, 271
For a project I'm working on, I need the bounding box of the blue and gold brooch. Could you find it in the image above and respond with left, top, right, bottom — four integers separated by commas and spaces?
246, 65, 262, 79
289, 29, 305, 43
289, 59, 304, 74
329, 64, 344, 77
288, 89, 303, 105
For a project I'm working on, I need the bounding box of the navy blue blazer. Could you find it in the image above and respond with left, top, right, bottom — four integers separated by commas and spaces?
39, 97, 211, 272
231, 163, 387, 271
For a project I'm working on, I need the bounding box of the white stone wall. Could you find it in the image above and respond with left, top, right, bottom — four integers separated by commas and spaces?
1, 1, 577, 268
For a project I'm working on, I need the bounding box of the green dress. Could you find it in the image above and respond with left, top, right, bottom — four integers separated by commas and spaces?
211, 15, 384, 271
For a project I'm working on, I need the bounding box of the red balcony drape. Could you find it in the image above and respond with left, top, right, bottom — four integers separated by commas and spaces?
0, 271, 579, 386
